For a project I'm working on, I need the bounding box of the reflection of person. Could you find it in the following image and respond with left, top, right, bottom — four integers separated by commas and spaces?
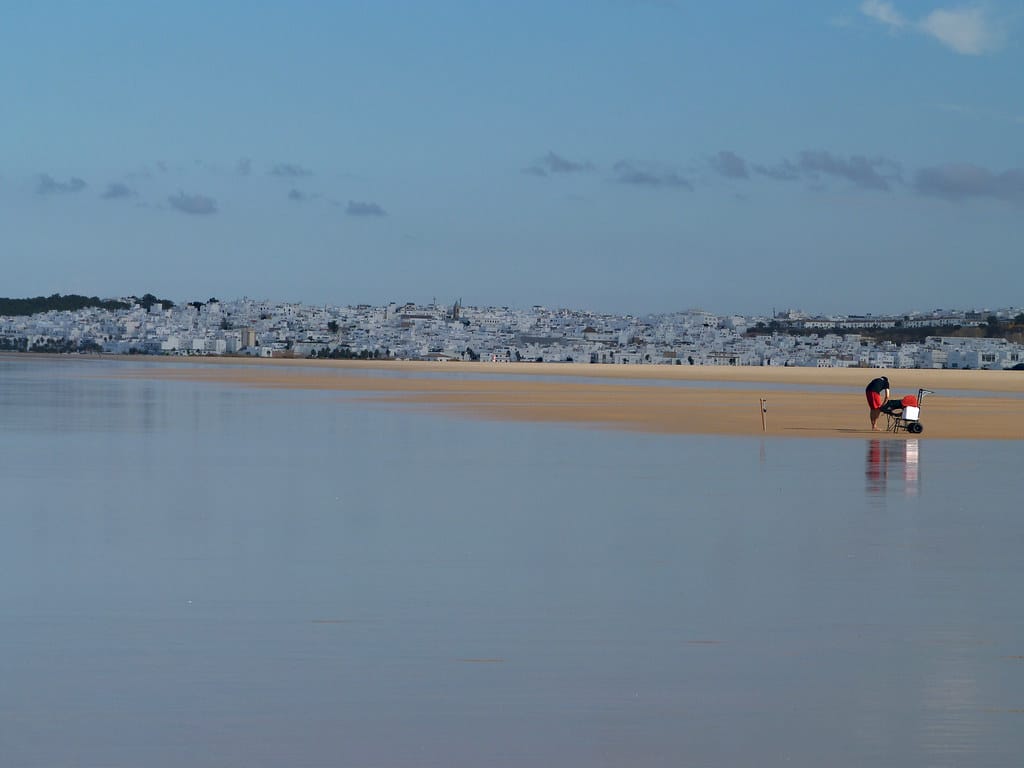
865, 376, 890, 431
866, 439, 886, 493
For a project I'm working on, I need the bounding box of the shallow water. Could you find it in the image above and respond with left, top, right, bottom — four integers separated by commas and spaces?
1, 357, 1022, 767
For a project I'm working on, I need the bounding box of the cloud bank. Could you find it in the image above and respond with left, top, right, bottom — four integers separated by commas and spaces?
612, 161, 692, 189
525, 147, 1018, 205
716, 150, 900, 190
752, 160, 801, 181
524, 151, 595, 177
101, 182, 136, 200
711, 150, 750, 179
796, 150, 900, 190
346, 200, 386, 216
169, 192, 218, 215
270, 163, 313, 178
914, 163, 1024, 202
37, 174, 87, 195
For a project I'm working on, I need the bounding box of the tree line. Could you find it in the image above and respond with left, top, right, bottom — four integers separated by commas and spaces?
748, 315, 1024, 345
0, 336, 103, 354
0, 293, 175, 317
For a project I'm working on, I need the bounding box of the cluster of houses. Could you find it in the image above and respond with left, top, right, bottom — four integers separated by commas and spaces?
2, 297, 1023, 370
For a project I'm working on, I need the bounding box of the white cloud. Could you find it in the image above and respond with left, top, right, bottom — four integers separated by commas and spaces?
860, 0, 907, 30
919, 6, 1002, 55
858, 2, 1004, 55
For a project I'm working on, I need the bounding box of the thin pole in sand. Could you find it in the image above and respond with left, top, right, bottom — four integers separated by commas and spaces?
760, 397, 767, 432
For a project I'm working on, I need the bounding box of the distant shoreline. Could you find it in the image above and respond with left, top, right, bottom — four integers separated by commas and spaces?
18, 351, 1017, 392
37, 353, 1013, 440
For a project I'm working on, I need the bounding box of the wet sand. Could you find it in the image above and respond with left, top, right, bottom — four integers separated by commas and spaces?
105, 357, 1024, 440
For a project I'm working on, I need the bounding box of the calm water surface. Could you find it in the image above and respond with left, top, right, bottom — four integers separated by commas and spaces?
1, 357, 1022, 767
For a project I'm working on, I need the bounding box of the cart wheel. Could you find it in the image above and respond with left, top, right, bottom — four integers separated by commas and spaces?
908, 422, 923, 434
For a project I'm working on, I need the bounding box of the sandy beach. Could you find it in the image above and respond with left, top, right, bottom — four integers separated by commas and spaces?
92, 356, 1024, 440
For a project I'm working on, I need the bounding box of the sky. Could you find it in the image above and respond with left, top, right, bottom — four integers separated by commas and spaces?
1, 1, 1021, 316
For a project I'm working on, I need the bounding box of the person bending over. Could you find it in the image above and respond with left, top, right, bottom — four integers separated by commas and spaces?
864, 376, 890, 431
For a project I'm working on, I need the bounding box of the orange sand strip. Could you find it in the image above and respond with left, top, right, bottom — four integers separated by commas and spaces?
104, 357, 1024, 440
99, 355, 1024, 392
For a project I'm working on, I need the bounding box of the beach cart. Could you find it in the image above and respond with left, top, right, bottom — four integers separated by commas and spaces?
881, 388, 934, 434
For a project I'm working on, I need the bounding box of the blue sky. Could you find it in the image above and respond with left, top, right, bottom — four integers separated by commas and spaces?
1, 1, 1021, 315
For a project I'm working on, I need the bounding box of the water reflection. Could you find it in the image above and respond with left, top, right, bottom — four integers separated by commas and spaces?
865, 438, 920, 497
9, 357, 1024, 768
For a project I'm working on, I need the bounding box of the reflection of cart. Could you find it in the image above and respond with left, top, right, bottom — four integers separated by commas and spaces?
881, 388, 934, 434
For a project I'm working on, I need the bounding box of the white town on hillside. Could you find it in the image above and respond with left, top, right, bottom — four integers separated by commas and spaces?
2, 298, 1024, 370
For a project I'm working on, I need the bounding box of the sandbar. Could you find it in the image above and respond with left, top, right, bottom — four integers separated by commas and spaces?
96, 356, 1024, 440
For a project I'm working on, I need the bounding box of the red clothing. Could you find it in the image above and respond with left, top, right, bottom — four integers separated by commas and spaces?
865, 376, 890, 410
